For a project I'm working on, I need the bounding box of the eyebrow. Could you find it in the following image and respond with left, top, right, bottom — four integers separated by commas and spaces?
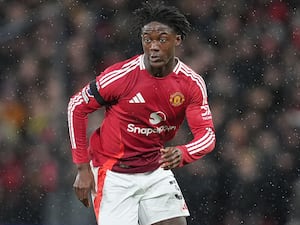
142, 30, 172, 35
142, 32, 169, 35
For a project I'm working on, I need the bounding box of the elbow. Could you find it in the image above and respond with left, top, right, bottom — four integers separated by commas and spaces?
210, 128, 216, 150
209, 138, 216, 153
208, 131, 216, 153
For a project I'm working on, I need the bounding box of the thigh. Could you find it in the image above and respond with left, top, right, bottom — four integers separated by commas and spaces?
138, 168, 190, 225
91, 167, 140, 225
152, 217, 187, 225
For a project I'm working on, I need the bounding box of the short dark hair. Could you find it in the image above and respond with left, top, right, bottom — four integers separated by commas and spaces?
132, 1, 191, 40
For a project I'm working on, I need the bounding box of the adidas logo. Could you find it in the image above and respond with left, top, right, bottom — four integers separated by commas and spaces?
129, 92, 145, 103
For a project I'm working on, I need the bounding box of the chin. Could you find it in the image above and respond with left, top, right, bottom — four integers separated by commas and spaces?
149, 61, 165, 68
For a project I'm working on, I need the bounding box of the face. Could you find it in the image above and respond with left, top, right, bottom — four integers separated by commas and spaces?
141, 21, 182, 72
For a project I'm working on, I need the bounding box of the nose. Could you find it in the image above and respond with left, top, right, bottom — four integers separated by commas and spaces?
150, 40, 160, 51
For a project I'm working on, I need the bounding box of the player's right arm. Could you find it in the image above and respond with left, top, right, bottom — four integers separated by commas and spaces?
73, 163, 95, 207
67, 81, 104, 207
67, 82, 102, 163
68, 56, 139, 205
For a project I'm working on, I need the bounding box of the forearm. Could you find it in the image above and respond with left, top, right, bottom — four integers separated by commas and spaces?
176, 127, 216, 166
76, 162, 91, 171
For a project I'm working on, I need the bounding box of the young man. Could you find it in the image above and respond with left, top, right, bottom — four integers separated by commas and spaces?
67, 2, 216, 225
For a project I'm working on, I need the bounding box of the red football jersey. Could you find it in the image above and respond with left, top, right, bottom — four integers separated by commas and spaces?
68, 54, 216, 173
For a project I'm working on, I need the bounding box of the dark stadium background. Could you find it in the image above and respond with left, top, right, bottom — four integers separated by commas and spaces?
0, 0, 299, 225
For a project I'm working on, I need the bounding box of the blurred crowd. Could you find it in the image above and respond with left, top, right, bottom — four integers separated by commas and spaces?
0, 0, 299, 225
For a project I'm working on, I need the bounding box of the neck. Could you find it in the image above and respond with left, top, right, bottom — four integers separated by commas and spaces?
152, 68, 169, 77
144, 57, 177, 78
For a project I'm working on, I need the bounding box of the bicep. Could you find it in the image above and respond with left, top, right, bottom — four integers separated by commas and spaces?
185, 102, 214, 138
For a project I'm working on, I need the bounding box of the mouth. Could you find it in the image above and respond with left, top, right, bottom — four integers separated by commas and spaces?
149, 55, 162, 62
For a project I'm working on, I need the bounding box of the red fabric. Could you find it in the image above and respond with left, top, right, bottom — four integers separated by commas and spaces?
68, 55, 215, 173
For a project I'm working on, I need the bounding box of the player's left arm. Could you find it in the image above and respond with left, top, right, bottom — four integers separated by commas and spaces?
176, 76, 216, 166
160, 77, 216, 169
159, 102, 216, 169
176, 101, 216, 166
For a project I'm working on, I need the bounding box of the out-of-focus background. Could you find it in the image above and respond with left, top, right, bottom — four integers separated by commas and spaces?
0, 0, 299, 225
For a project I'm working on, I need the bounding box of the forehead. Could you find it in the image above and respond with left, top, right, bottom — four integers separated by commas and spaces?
141, 21, 174, 34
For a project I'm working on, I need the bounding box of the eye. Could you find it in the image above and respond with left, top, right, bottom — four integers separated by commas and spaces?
159, 38, 167, 43
143, 37, 151, 43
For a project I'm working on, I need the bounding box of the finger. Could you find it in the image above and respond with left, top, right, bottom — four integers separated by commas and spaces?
165, 149, 180, 162
74, 188, 90, 207
82, 198, 90, 208
74, 186, 85, 198
161, 150, 181, 169
161, 160, 177, 169
160, 148, 174, 161
90, 175, 96, 194
161, 163, 171, 170
160, 147, 173, 156
74, 187, 90, 204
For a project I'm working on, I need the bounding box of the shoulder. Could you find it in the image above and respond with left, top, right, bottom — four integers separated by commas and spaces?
96, 55, 142, 89
176, 59, 206, 87
102, 55, 142, 74
175, 59, 209, 103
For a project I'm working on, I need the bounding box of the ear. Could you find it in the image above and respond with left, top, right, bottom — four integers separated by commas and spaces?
175, 35, 182, 46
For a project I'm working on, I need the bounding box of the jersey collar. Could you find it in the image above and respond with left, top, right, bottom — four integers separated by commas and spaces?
139, 54, 181, 74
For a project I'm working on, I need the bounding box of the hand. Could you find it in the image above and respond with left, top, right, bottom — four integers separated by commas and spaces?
159, 147, 182, 170
73, 163, 95, 208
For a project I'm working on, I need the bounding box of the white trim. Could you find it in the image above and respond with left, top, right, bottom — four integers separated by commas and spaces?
67, 93, 83, 149
99, 57, 140, 88
129, 92, 145, 103
186, 128, 215, 155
